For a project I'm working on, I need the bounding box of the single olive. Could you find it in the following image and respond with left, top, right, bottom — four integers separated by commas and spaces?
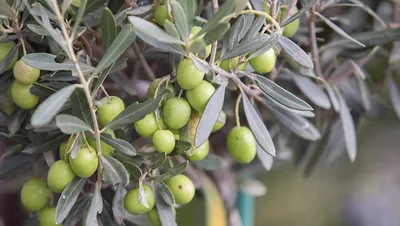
11, 81, 39, 110
20, 177, 51, 211
152, 130, 176, 154
212, 111, 226, 132
97, 96, 125, 126
0, 41, 18, 71
190, 26, 211, 58
176, 58, 204, 90
226, 126, 256, 163
124, 185, 155, 214
69, 146, 99, 178
249, 48, 276, 74
280, 6, 300, 38
47, 160, 76, 193
186, 80, 215, 113
38, 207, 59, 226
134, 113, 160, 138
186, 139, 209, 161
163, 98, 191, 129
13, 59, 40, 85
88, 129, 115, 157
154, 3, 170, 27
165, 174, 195, 205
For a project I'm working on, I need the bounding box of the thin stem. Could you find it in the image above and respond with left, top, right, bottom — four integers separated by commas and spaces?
132, 43, 156, 80
235, 93, 242, 127
308, 6, 324, 79
50, 0, 103, 182
209, 0, 220, 64
239, 10, 281, 34
100, 85, 109, 97
269, 0, 278, 20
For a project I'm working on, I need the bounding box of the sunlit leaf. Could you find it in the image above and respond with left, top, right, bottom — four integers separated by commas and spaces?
55, 114, 93, 134
101, 155, 130, 185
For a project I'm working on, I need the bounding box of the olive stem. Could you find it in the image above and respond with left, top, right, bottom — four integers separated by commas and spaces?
177, 89, 183, 99
238, 10, 281, 34
100, 85, 110, 97
235, 93, 242, 127
209, 0, 220, 64
49, 0, 103, 182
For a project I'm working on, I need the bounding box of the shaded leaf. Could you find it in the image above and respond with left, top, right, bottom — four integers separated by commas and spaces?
155, 180, 175, 205
243, 15, 265, 41
221, 34, 276, 60
281, 0, 318, 26
22, 133, 69, 154
0, 0, 16, 20
128, 16, 185, 45
0, 154, 39, 179
155, 188, 177, 226
164, 20, 181, 39
278, 36, 313, 68
157, 161, 189, 180
63, 197, 90, 226
195, 85, 226, 148
31, 85, 78, 127
203, 22, 230, 45
83, 0, 107, 16
27, 24, 50, 36
110, 72, 137, 96
100, 155, 130, 185
0, 43, 20, 74
123, 162, 142, 182
291, 73, 331, 109
71, 89, 92, 126
335, 88, 357, 162
169, 140, 192, 156
241, 92, 276, 156
56, 114, 92, 134
193, 153, 229, 171
84, 182, 103, 226
112, 184, 126, 225
100, 7, 118, 52
106, 91, 167, 130
100, 133, 136, 156
7, 108, 28, 134
147, 152, 167, 169
126, 5, 153, 16
196, 0, 235, 37
95, 24, 136, 73
56, 177, 88, 224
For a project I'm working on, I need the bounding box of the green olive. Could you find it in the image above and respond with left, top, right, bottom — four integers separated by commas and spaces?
186, 139, 209, 161
165, 174, 195, 205
69, 146, 98, 178
47, 160, 76, 193
11, 81, 39, 110
163, 98, 191, 129
280, 6, 300, 38
227, 126, 256, 163
176, 58, 205, 90
190, 26, 211, 59
20, 177, 51, 211
124, 185, 155, 214
212, 111, 226, 132
134, 113, 162, 138
186, 80, 215, 113
38, 207, 60, 226
88, 129, 115, 157
0, 41, 18, 71
249, 48, 276, 74
147, 208, 161, 226
154, 3, 170, 27
97, 96, 125, 126
71, 0, 80, 7
152, 130, 175, 154
0, 85, 16, 117
13, 59, 40, 85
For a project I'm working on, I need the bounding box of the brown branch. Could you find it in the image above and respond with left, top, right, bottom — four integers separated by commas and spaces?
79, 35, 93, 58
132, 43, 156, 80
308, 6, 325, 79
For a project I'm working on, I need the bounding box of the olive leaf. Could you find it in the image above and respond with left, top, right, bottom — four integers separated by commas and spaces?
155, 180, 175, 206
100, 155, 130, 185
84, 182, 103, 226
0, 154, 39, 179
55, 114, 93, 134
56, 178, 88, 224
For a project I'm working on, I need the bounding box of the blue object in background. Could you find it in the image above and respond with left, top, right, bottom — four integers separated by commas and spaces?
237, 190, 255, 226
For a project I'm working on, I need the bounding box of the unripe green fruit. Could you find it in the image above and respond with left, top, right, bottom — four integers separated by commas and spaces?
20, 177, 51, 211
186, 139, 209, 161
163, 98, 191, 129
71, 0, 80, 7
165, 174, 195, 205
220, 57, 247, 71
154, 3, 170, 27
13, 59, 40, 85
69, 146, 98, 178
146, 78, 174, 101
88, 129, 115, 157
47, 160, 76, 193
176, 59, 205, 90
11, 81, 39, 110
152, 130, 175, 154
186, 80, 215, 113
124, 185, 155, 214
0, 42, 18, 71
190, 26, 211, 58
0, 86, 16, 117
38, 207, 59, 226
97, 96, 125, 126
227, 126, 256, 163
134, 113, 167, 138
249, 48, 276, 74
212, 111, 226, 132
280, 7, 300, 38
59, 136, 85, 162
147, 208, 161, 226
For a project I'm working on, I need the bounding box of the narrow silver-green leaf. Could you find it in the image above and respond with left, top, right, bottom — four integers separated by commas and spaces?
0, 0, 16, 20
255, 74, 313, 111
193, 153, 229, 171
164, 20, 181, 39
256, 143, 273, 171
241, 92, 276, 156
0, 154, 39, 179
63, 197, 90, 226
55, 114, 93, 134
128, 16, 185, 45
247, 32, 279, 60
169, 140, 192, 156
71, 89, 92, 126
281, 0, 318, 26
178, 0, 195, 27
243, 15, 265, 41
195, 85, 226, 148
291, 73, 331, 109
7, 108, 28, 134
278, 36, 314, 68
173, 1, 190, 41
157, 161, 189, 180
106, 91, 166, 130
335, 88, 357, 162
112, 184, 126, 225
155, 187, 177, 226
22, 133, 69, 154
138, 180, 149, 208
100, 7, 118, 52
203, 22, 230, 45
315, 12, 364, 48
100, 155, 130, 185
27, 24, 50, 36
221, 34, 275, 60
155, 180, 175, 206
84, 182, 103, 226
228, 15, 246, 49
123, 162, 142, 182
0, 42, 20, 74
95, 24, 136, 73
100, 133, 136, 156
56, 177, 88, 224
31, 85, 78, 127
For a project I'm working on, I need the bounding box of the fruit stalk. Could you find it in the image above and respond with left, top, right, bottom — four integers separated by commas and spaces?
49, 0, 103, 180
